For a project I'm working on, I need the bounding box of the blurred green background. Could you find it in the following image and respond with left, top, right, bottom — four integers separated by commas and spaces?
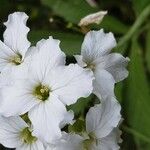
0, 0, 150, 149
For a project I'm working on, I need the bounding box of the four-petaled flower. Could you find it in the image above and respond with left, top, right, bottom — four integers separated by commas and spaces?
75, 29, 129, 100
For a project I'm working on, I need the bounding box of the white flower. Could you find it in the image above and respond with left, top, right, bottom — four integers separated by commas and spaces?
0, 37, 93, 143
0, 12, 31, 78
46, 132, 83, 150
84, 97, 122, 150
75, 29, 129, 99
0, 116, 45, 150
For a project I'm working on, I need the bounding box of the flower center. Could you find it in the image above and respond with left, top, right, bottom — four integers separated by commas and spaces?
33, 84, 50, 101
20, 127, 37, 144
10, 53, 22, 65
83, 139, 93, 150
83, 133, 97, 150
86, 63, 95, 71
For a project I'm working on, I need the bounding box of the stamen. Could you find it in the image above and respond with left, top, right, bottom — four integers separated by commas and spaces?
86, 63, 95, 71
10, 53, 22, 65
33, 84, 50, 101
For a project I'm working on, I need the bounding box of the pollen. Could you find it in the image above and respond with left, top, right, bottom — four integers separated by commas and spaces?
33, 84, 50, 101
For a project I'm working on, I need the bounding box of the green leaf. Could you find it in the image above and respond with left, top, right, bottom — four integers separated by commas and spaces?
146, 28, 150, 73
99, 15, 129, 34
68, 119, 85, 133
123, 39, 150, 148
67, 96, 93, 117
41, 0, 97, 24
115, 82, 123, 103
133, 0, 150, 16
29, 30, 83, 55
0, 0, 10, 14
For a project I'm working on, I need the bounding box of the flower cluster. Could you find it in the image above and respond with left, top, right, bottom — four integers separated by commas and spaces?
0, 12, 129, 150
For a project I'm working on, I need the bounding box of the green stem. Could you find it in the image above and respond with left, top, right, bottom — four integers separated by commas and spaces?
116, 4, 150, 50
122, 125, 150, 143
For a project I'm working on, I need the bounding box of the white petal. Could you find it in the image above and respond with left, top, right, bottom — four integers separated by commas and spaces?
16, 140, 45, 150
29, 93, 67, 143
74, 55, 87, 67
0, 116, 27, 148
96, 53, 129, 82
0, 56, 31, 86
93, 69, 115, 100
60, 110, 74, 128
51, 64, 93, 105
0, 40, 17, 72
3, 12, 30, 57
86, 97, 121, 138
29, 37, 65, 82
47, 132, 83, 150
100, 128, 122, 150
81, 29, 116, 63
16, 144, 29, 150
0, 41, 32, 81
0, 70, 14, 87
0, 80, 39, 117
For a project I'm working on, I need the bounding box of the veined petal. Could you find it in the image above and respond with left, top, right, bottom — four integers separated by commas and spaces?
3, 12, 30, 57
86, 97, 121, 139
29, 37, 65, 82
81, 29, 116, 63
74, 55, 87, 67
51, 64, 94, 105
59, 110, 74, 128
46, 132, 83, 150
0, 40, 16, 71
96, 53, 129, 82
16, 140, 45, 150
0, 55, 31, 86
0, 116, 27, 148
0, 80, 39, 117
93, 69, 115, 100
29, 93, 67, 143
100, 128, 122, 150
35, 37, 65, 67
